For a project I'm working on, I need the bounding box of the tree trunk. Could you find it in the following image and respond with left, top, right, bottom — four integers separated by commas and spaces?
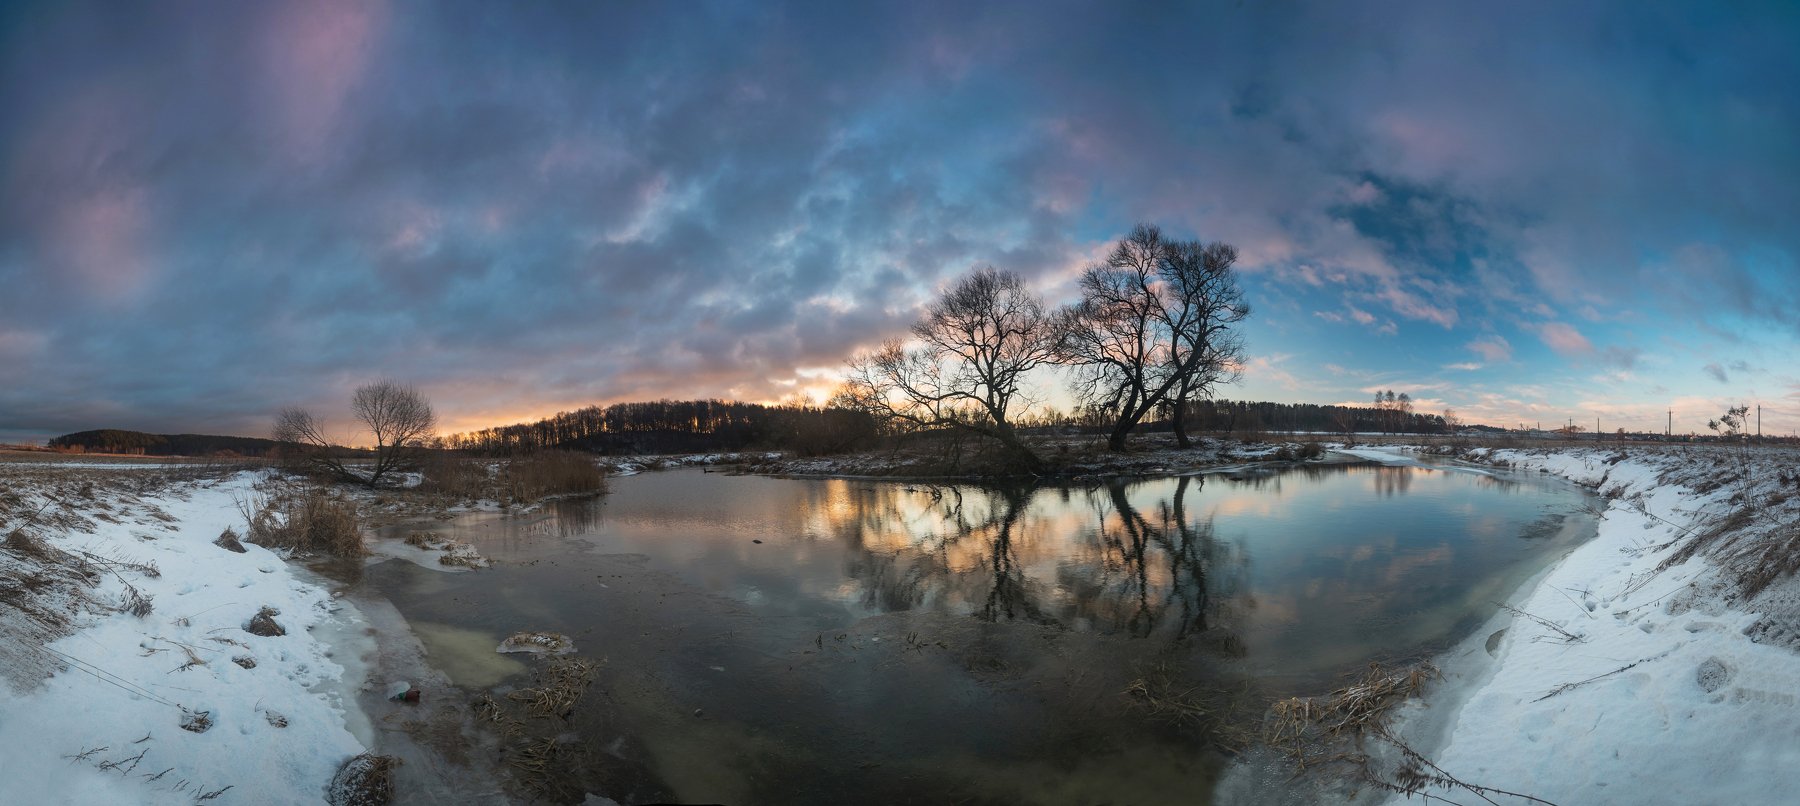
1107, 419, 1132, 452
1171, 399, 1192, 449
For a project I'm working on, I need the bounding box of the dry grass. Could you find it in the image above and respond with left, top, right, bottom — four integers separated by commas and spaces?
506, 657, 599, 719
499, 452, 606, 503
1264, 662, 1438, 752
326, 753, 401, 806
240, 485, 366, 556
474, 655, 602, 797
416, 452, 492, 502
1120, 660, 1259, 753
498, 630, 574, 654
474, 692, 527, 740
402, 531, 488, 568
1261, 661, 1559, 804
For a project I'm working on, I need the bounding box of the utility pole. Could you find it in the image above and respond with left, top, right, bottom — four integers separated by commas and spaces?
1596, 416, 1601, 442
1667, 409, 1672, 439
1758, 405, 1762, 440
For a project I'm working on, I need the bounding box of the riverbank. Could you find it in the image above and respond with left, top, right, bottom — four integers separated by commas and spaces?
1372, 444, 1800, 804
747, 434, 1307, 479
0, 464, 368, 803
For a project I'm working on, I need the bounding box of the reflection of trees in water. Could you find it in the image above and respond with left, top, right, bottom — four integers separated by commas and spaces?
1080, 476, 1242, 641
1370, 465, 1416, 498
541, 496, 605, 537
834, 476, 1244, 643
1470, 471, 1523, 494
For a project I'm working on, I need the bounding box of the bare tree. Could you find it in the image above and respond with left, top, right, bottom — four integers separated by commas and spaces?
273, 406, 352, 481
842, 267, 1057, 470
273, 381, 437, 487
1161, 240, 1249, 448
1058, 224, 1249, 451
1442, 408, 1463, 433
354, 381, 437, 485
1372, 390, 1414, 434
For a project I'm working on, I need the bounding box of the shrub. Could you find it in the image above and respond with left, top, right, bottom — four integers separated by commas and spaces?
500, 452, 606, 503
417, 452, 490, 501
327, 753, 400, 806
243, 487, 366, 556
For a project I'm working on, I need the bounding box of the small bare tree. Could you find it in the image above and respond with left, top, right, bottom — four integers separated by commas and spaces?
842, 267, 1057, 470
273, 381, 437, 487
273, 407, 350, 481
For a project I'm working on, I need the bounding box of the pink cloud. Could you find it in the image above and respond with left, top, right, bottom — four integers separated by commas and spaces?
1536, 322, 1594, 356
1373, 285, 1457, 328
1466, 334, 1512, 362
50, 185, 154, 302
260, 0, 388, 165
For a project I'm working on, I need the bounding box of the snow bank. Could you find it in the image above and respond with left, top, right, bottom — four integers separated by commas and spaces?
1389, 446, 1800, 804
0, 469, 367, 804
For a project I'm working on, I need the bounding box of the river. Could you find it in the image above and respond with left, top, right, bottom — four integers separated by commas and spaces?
347, 456, 1595, 804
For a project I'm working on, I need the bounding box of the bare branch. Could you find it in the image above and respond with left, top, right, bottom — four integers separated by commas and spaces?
844, 267, 1054, 468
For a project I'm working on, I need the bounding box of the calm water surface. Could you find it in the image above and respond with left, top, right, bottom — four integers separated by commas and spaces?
364, 458, 1593, 805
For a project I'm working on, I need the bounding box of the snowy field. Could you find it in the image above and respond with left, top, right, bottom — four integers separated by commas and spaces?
0, 465, 367, 804
1366, 444, 1800, 805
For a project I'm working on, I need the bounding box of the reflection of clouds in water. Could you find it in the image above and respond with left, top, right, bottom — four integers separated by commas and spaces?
492, 466, 1590, 676
1205, 493, 1281, 519
1383, 545, 1455, 587
1464, 515, 1505, 539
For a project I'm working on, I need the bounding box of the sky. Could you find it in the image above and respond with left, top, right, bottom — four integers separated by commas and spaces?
3, 0, 1799, 444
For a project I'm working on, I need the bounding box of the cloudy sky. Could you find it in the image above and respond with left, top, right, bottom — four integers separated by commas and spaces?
3, 0, 1798, 443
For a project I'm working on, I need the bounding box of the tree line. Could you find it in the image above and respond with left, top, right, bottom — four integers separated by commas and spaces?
47, 429, 283, 457
1179, 399, 1451, 435
440, 399, 879, 456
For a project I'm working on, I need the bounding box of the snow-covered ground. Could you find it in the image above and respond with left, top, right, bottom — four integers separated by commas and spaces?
598, 451, 777, 476
0, 466, 368, 804
1366, 444, 1800, 805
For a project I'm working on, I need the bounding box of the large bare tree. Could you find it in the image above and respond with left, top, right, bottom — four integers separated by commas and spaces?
274, 381, 437, 487
842, 266, 1057, 470
1161, 240, 1249, 447
1059, 225, 1249, 451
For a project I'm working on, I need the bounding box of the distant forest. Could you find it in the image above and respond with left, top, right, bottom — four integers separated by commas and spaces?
441, 400, 881, 456
47, 429, 283, 457
47, 397, 1462, 459
443, 397, 1460, 456
1175, 399, 1454, 435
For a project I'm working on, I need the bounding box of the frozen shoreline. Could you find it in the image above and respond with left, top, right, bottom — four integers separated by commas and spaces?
1372, 444, 1800, 805
0, 468, 370, 804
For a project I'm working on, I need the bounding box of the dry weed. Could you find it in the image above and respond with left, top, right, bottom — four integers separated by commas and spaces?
240, 485, 366, 556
